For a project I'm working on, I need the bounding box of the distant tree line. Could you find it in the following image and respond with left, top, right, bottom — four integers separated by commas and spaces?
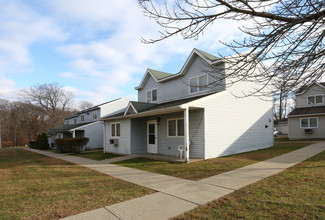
0, 83, 94, 148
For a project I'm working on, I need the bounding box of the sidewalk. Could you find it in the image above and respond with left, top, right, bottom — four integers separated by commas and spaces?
26, 143, 325, 220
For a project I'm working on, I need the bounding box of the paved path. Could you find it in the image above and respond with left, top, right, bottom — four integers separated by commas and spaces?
26, 143, 325, 220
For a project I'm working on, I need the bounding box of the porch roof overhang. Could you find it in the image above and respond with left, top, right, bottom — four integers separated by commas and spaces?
101, 105, 203, 121
69, 121, 101, 131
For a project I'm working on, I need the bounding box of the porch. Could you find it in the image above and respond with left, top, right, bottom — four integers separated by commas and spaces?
129, 107, 205, 161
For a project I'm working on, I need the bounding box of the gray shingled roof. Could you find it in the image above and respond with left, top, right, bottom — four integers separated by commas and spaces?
47, 128, 61, 135
102, 93, 212, 120
288, 106, 325, 116
195, 49, 220, 62
148, 69, 173, 80
130, 101, 157, 112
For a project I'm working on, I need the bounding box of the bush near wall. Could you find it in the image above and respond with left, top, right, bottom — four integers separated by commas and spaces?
55, 138, 89, 153
28, 141, 37, 149
36, 133, 49, 150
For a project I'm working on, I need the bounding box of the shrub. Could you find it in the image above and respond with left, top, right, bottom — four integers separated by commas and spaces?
36, 133, 49, 150
28, 141, 37, 149
55, 138, 89, 153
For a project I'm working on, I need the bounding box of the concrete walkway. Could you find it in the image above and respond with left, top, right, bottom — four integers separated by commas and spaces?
26, 143, 325, 220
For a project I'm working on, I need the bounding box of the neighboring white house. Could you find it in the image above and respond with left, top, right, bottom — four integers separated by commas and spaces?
47, 98, 129, 149
288, 82, 325, 139
101, 49, 274, 161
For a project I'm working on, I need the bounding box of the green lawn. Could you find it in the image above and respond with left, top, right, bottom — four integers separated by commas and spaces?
114, 143, 312, 180
70, 151, 122, 160
0, 149, 153, 220
174, 149, 325, 219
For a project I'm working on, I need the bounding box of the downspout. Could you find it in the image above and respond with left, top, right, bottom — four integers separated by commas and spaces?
184, 107, 190, 162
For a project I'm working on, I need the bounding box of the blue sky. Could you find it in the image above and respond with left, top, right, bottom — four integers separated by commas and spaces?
0, 0, 245, 107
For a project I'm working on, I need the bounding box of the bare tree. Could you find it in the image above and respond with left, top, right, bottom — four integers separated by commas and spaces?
78, 100, 94, 111
139, 0, 325, 94
20, 83, 75, 128
273, 75, 294, 120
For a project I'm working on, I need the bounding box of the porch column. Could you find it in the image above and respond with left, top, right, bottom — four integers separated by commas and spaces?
103, 122, 106, 153
184, 107, 190, 162
72, 130, 76, 138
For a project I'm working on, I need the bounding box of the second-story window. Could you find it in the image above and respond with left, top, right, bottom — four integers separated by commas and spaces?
189, 74, 208, 93
93, 113, 97, 120
65, 121, 69, 125
81, 115, 84, 122
74, 119, 77, 124
146, 89, 158, 103
307, 95, 324, 105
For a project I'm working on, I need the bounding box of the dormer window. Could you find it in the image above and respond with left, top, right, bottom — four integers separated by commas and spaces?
146, 89, 157, 103
307, 95, 324, 105
189, 74, 208, 93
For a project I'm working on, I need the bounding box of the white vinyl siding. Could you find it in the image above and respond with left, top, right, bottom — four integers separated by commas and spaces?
198, 80, 273, 159
105, 119, 131, 155
167, 118, 184, 137
300, 117, 318, 128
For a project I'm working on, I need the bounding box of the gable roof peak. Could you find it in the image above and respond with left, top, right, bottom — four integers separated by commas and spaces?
296, 81, 325, 95
147, 68, 173, 80
194, 48, 220, 62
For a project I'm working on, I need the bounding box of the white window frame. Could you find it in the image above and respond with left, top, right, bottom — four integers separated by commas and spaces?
189, 74, 208, 94
167, 118, 184, 137
300, 117, 318, 128
307, 94, 324, 105
146, 88, 158, 103
81, 115, 85, 122
111, 122, 121, 138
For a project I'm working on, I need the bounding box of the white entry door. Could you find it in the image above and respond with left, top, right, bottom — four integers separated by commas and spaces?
147, 120, 158, 154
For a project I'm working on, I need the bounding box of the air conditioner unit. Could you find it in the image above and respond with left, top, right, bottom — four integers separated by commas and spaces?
113, 139, 119, 146
304, 129, 313, 134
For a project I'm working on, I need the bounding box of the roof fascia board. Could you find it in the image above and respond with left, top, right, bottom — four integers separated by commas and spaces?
296, 82, 325, 95
181, 91, 226, 108
135, 69, 159, 90
69, 121, 101, 131
288, 112, 325, 118
103, 106, 184, 121
123, 102, 138, 116
135, 49, 225, 88
159, 49, 224, 83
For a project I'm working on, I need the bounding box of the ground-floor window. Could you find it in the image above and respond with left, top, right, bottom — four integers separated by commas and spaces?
168, 118, 184, 137
111, 122, 121, 137
300, 117, 318, 128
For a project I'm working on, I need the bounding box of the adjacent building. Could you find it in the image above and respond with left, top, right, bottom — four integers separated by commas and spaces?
288, 82, 325, 139
47, 98, 129, 149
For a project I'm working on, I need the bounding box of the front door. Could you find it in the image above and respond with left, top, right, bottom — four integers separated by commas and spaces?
147, 120, 158, 154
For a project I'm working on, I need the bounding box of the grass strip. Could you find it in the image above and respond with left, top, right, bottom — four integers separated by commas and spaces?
114, 143, 311, 180
174, 149, 325, 219
0, 149, 153, 220
70, 151, 122, 160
